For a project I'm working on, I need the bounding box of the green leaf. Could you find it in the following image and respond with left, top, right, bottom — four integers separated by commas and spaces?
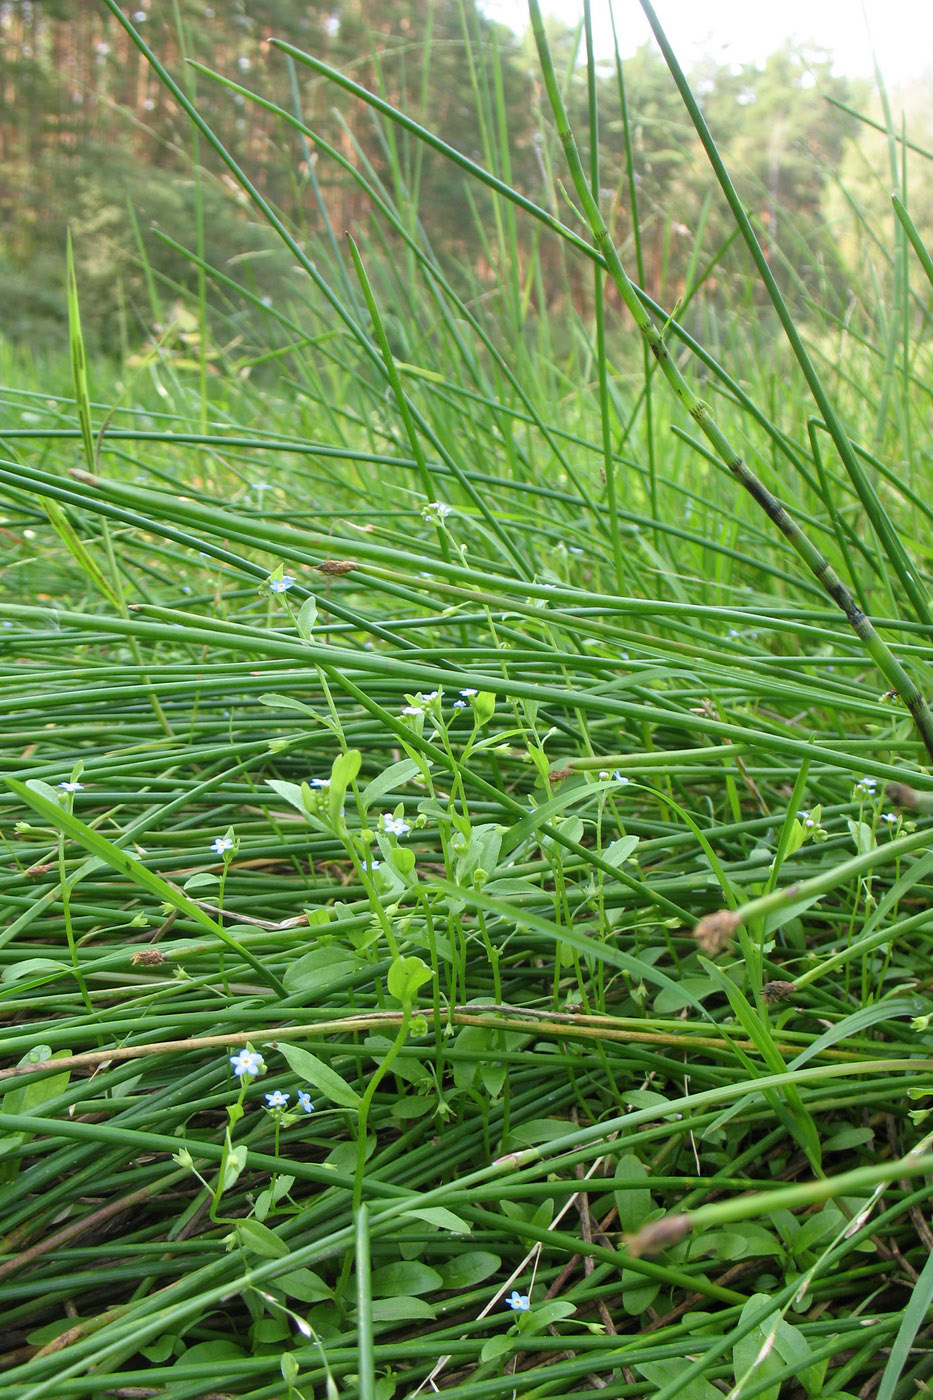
183, 873, 219, 892
1, 1048, 72, 1171
451, 1023, 488, 1089
265, 778, 311, 818
387, 954, 434, 1006
621, 1275, 661, 1315
437, 1251, 500, 1289
480, 1060, 507, 1099
480, 1334, 514, 1364
139, 1334, 177, 1363
388, 844, 416, 877
277, 1042, 361, 1107
1, 958, 67, 984
603, 834, 640, 867
733, 1295, 783, 1400
329, 748, 362, 826
653, 976, 717, 1015
847, 818, 875, 855
176, 1339, 247, 1364
824, 1126, 875, 1152
296, 594, 318, 639
771, 1314, 825, 1396
403, 1206, 472, 1235
1, 1051, 71, 1117
614, 1153, 654, 1233
506, 1117, 573, 1147
369, 1296, 436, 1322
233, 1218, 290, 1259
518, 1299, 577, 1332
370, 1260, 443, 1297
635, 1360, 724, 1400
473, 691, 496, 726
361, 759, 422, 811
282, 946, 362, 993
276, 1268, 333, 1302
259, 693, 321, 717
220, 1144, 248, 1192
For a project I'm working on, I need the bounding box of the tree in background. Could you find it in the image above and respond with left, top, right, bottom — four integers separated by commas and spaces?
0, 0, 919, 361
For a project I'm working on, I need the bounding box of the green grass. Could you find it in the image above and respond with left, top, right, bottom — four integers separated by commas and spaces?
1, 4, 933, 1398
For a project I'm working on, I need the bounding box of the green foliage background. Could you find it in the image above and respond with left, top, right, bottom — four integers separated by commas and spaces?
2, 0, 920, 360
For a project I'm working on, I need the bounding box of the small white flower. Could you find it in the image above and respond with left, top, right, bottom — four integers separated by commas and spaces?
264, 1089, 290, 1109
881, 812, 898, 824
211, 835, 234, 855
269, 574, 296, 594
453, 700, 468, 709
308, 777, 330, 788
362, 859, 381, 872
568, 546, 584, 555
421, 501, 453, 523
855, 776, 877, 795
230, 1049, 264, 1078
401, 704, 424, 716
459, 688, 477, 697
506, 1290, 531, 1311
59, 781, 84, 793
422, 690, 440, 702
382, 814, 410, 837
612, 771, 630, 784
297, 1090, 314, 1113
798, 809, 815, 828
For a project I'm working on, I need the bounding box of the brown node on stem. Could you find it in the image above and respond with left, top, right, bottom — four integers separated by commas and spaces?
761, 979, 796, 1003
548, 767, 575, 782
693, 908, 740, 956
316, 559, 359, 576
627, 1214, 691, 1257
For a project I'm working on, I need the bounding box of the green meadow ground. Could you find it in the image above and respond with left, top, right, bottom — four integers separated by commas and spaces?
1, 5, 933, 1399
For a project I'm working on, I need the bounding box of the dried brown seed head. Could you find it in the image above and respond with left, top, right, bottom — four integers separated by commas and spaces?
316, 560, 359, 576
627, 1214, 691, 1257
693, 909, 740, 956
761, 979, 796, 1003
548, 767, 575, 782
885, 781, 919, 808
131, 948, 166, 966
